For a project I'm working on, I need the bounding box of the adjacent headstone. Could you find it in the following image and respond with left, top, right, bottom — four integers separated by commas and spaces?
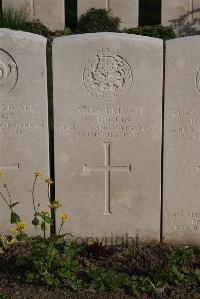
53, 33, 163, 243
77, 0, 139, 29
34, 0, 65, 32
77, 0, 106, 19
0, 29, 49, 235
2, 0, 65, 32
2, 0, 32, 17
163, 36, 200, 245
109, 0, 138, 28
161, 0, 200, 36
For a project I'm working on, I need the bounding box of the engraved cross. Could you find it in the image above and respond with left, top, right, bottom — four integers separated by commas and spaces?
0, 163, 19, 171
83, 143, 131, 215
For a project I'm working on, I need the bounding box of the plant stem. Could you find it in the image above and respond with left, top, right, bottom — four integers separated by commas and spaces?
58, 221, 64, 236
32, 176, 38, 235
0, 191, 10, 207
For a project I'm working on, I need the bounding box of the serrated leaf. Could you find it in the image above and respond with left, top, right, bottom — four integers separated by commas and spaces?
11, 212, 21, 224
9, 202, 20, 208
32, 218, 40, 226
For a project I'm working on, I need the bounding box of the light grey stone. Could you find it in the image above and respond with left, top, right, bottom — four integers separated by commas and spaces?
2, 0, 33, 17
163, 36, 200, 245
109, 0, 139, 28
53, 33, 163, 243
3, 0, 65, 32
77, 0, 107, 19
161, 0, 200, 36
34, 0, 65, 32
77, 0, 139, 29
0, 29, 49, 235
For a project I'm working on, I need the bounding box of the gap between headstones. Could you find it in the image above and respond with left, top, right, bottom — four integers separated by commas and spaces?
46, 42, 56, 235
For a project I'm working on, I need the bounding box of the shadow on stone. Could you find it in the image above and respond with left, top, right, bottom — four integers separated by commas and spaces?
169, 8, 200, 37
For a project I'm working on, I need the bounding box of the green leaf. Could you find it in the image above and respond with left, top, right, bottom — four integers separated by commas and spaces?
16, 233, 28, 241
195, 269, 200, 281
9, 202, 20, 208
40, 215, 53, 225
41, 222, 46, 231
32, 218, 40, 226
11, 212, 21, 224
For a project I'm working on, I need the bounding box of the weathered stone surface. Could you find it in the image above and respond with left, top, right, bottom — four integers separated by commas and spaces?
53, 33, 163, 243
77, 0, 139, 29
0, 29, 49, 235
163, 36, 200, 245
34, 0, 65, 32
109, 0, 138, 28
77, 0, 107, 19
3, 0, 65, 31
2, 0, 33, 16
161, 0, 200, 36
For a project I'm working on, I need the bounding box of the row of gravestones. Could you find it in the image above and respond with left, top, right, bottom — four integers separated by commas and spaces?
1, 29, 200, 245
1, 0, 200, 33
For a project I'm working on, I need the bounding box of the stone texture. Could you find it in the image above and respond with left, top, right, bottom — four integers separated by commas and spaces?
77, 0, 139, 29
0, 29, 49, 235
34, 0, 65, 32
53, 33, 163, 243
2, 0, 65, 32
161, 0, 200, 36
109, 0, 138, 28
163, 36, 200, 245
2, 0, 33, 16
77, 0, 107, 19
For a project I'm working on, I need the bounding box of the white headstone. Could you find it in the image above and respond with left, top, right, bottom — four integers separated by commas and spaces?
53, 33, 163, 243
0, 29, 49, 234
161, 0, 200, 36
34, 0, 65, 32
77, 0, 139, 29
2, 0, 32, 17
2, 0, 65, 32
164, 36, 200, 245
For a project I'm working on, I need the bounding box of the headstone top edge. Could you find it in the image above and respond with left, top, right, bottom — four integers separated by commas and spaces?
166, 35, 200, 46
53, 33, 163, 46
0, 28, 47, 44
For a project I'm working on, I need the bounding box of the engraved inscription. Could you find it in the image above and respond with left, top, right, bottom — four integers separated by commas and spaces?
83, 49, 132, 101
169, 107, 200, 140
83, 142, 131, 215
166, 211, 200, 232
0, 103, 45, 136
58, 105, 157, 139
0, 49, 18, 94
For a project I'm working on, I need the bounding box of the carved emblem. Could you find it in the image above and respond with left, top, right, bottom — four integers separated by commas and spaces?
83, 48, 132, 101
0, 49, 18, 94
196, 68, 200, 94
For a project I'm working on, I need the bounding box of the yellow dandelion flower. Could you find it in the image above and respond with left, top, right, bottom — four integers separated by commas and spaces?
48, 200, 62, 209
45, 178, 54, 185
59, 213, 68, 221
41, 210, 49, 215
11, 222, 27, 233
34, 172, 44, 177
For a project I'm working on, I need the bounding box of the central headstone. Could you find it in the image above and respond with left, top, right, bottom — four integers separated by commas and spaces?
53, 33, 163, 242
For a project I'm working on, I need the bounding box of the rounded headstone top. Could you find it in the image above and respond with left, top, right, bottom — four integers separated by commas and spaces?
0, 28, 47, 44
53, 32, 163, 47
